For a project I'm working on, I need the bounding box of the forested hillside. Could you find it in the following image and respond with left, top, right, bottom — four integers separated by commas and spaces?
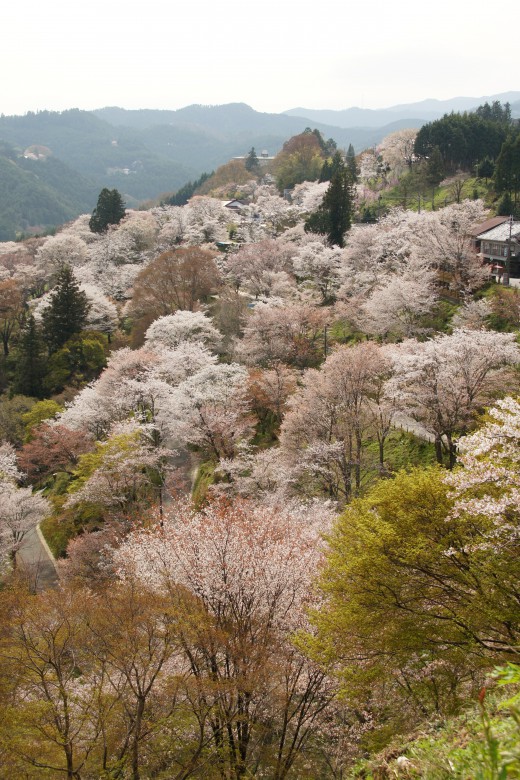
3, 95, 517, 239
0, 109, 520, 778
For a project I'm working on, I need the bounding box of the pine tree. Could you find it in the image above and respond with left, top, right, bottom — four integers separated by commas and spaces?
89, 188, 126, 233
41, 265, 90, 353
13, 315, 47, 398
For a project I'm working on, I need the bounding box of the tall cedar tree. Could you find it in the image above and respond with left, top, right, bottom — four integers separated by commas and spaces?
346, 143, 358, 182
305, 166, 354, 247
42, 265, 90, 353
13, 314, 47, 398
245, 147, 260, 173
89, 188, 126, 233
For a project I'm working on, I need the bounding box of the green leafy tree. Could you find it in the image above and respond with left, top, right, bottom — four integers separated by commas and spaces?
273, 131, 326, 191
41, 265, 90, 353
89, 187, 126, 233
307, 461, 520, 731
22, 399, 63, 442
43, 332, 107, 394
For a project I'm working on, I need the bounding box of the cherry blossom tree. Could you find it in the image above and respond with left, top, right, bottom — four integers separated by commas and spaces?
280, 342, 393, 500
237, 300, 327, 368
115, 496, 335, 779
144, 310, 221, 351
292, 241, 343, 302
35, 234, 89, 280
17, 423, 93, 484
253, 191, 301, 236
224, 239, 296, 298
117, 209, 159, 251
169, 363, 253, 459
378, 129, 418, 175
216, 445, 292, 501
156, 205, 190, 248
290, 180, 329, 212
56, 342, 218, 442
66, 420, 170, 514
417, 200, 490, 296
447, 395, 520, 534
386, 329, 520, 467
451, 297, 492, 329
77, 228, 145, 300
0, 442, 23, 483
359, 273, 438, 339
0, 482, 51, 567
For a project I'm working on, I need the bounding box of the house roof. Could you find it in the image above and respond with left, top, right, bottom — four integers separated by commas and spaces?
476, 222, 520, 241
471, 216, 510, 236
221, 199, 246, 209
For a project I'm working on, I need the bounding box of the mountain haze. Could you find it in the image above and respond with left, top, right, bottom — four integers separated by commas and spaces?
284, 91, 520, 128
0, 92, 518, 239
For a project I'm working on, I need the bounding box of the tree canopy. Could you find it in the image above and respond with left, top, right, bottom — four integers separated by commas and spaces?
89, 187, 126, 233
41, 264, 90, 352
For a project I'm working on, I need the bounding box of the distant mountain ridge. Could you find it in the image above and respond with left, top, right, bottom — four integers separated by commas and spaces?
0, 92, 518, 239
283, 91, 520, 128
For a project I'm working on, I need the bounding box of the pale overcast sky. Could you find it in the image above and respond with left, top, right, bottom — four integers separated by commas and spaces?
2, 0, 518, 116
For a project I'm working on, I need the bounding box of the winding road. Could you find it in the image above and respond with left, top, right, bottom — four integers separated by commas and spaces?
16, 523, 59, 591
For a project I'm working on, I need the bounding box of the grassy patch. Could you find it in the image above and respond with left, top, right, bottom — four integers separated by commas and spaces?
191, 460, 218, 508
349, 678, 520, 779
39, 512, 77, 559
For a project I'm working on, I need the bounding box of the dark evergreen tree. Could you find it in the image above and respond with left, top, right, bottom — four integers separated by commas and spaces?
166, 171, 213, 207
414, 105, 509, 173
319, 151, 347, 183
426, 146, 445, 187
245, 147, 260, 173
477, 157, 495, 181
305, 166, 354, 247
13, 315, 46, 398
346, 143, 358, 183
497, 192, 514, 217
319, 158, 332, 183
89, 188, 126, 233
495, 133, 520, 204
41, 265, 90, 353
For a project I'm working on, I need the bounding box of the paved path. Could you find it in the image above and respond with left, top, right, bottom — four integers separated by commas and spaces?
393, 412, 435, 443
14, 443, 196, 592
16, 524, 59, 591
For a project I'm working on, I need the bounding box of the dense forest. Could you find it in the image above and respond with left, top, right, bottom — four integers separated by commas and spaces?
0, 103, 520, 779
